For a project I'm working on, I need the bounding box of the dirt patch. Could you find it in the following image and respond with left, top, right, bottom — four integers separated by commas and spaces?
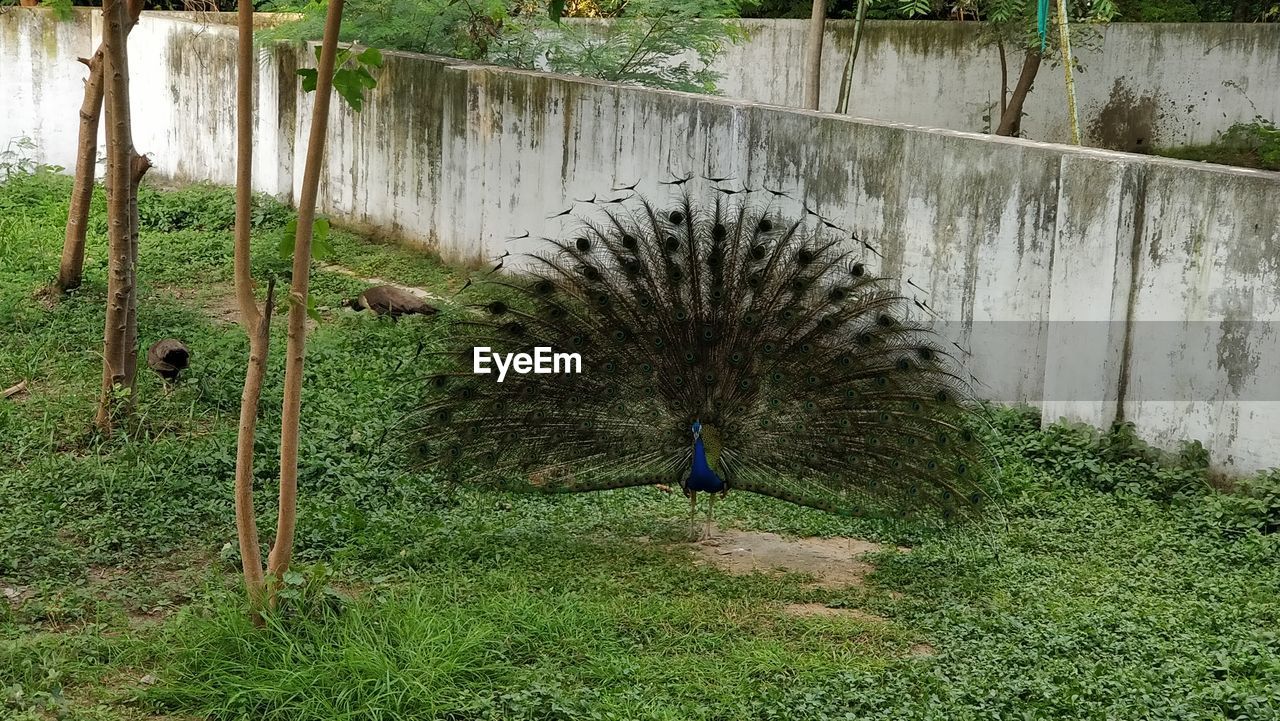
156, 284, 241, 325
691, 529, 905, 589
317, 263, 449, 303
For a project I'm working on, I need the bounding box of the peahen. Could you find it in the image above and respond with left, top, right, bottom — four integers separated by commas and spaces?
147, 339, 190, 384
417, 188, 991, 537
344, 284, 439, 319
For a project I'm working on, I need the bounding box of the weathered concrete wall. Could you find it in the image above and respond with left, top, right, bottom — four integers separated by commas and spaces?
3, 9, 1278, 472
710, 20, 1280, 149
0, 9, 289, 192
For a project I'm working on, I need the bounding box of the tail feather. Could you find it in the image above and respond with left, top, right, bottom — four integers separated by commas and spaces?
416, 187, 993, 521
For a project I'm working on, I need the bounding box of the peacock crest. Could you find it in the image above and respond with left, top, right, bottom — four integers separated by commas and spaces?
416, 187, 993, 528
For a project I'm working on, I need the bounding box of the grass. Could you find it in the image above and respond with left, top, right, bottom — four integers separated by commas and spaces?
2, 170, 1279, 720
1156, 119, 1280, 172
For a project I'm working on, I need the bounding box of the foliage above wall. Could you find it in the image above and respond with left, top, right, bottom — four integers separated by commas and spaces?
739, 0, 1277, 21
260, 0, 745, 93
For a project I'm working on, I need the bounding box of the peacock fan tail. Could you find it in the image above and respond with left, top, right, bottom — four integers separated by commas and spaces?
414, 188, 994, 524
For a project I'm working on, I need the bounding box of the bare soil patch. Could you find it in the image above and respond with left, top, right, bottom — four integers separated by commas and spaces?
156, 284, 240, 325
317, 263, 448, 303
691, 528, 907, 589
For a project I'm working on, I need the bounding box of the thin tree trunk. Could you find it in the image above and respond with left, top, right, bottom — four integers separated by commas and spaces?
1056, 0, 1081, 145
802, 0, 825, 110
265, 0, 346, 601
58, 0, 143, 293
995, 48, 1040, 137
997, 35, 1008, 122
232, 0, 270, 621
834, 0, 867, 115
236, 277, 274, 619
122, 152, 151, 401
95, 0, 137, 433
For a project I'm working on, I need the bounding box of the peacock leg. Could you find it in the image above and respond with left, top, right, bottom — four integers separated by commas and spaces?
704, 493, 716, 540
687, 491, 698, 540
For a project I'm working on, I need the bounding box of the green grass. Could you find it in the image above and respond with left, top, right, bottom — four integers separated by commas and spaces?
1156, 119, 1280, 172
2, 171, 1279, 720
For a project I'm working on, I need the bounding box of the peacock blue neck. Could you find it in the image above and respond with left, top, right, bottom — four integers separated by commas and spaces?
687, 436, 725, 492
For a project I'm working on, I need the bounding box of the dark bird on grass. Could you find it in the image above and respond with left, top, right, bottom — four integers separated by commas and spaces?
147, 339, 190, 384
418, 190, 993, 539
344, 284, 438, 318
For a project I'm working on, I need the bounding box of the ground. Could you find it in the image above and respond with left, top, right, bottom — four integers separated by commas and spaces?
2, 173, 1279, 720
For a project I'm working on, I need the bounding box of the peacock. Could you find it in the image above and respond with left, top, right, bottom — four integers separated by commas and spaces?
416, 186, 992, 538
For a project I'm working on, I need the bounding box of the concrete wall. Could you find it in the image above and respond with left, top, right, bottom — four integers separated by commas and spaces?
711, 20, 1280, 150
3, 9, 1279, 472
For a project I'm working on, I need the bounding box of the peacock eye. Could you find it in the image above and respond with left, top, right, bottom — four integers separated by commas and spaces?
850, 263, 865, 277
757, 218, 772, 233
487, 300, 508, 315
668, 211, 685, 225
712, 223, 727, 241
575, 237, 592, 252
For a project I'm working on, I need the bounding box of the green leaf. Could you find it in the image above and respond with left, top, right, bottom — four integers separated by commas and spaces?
306, 294, 322, 323
311, 218, 333, 260
354, 66, 377, 89
356, 46, 383, 68
277, 218, 299, 259
549, 0, 565, 22
332, 68, 366, 111
282, 570, 305, 586
296, 68, 319, 93
313, 45, 323, 62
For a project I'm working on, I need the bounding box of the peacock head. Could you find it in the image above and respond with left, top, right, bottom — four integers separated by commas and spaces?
691, 420, 702, 439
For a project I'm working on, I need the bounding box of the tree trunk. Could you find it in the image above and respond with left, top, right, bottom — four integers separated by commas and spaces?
265, 0, 346, 602
802, 0, 825, 110
122, 152, 151, 401
995, 48, 1041, 137
95, 0, 137, 433
57, 0, 143, 293
1056, 0, 1081, 145
834, 0, 867, 115
232, 0, 270, 621
997, 36, 1008, 122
